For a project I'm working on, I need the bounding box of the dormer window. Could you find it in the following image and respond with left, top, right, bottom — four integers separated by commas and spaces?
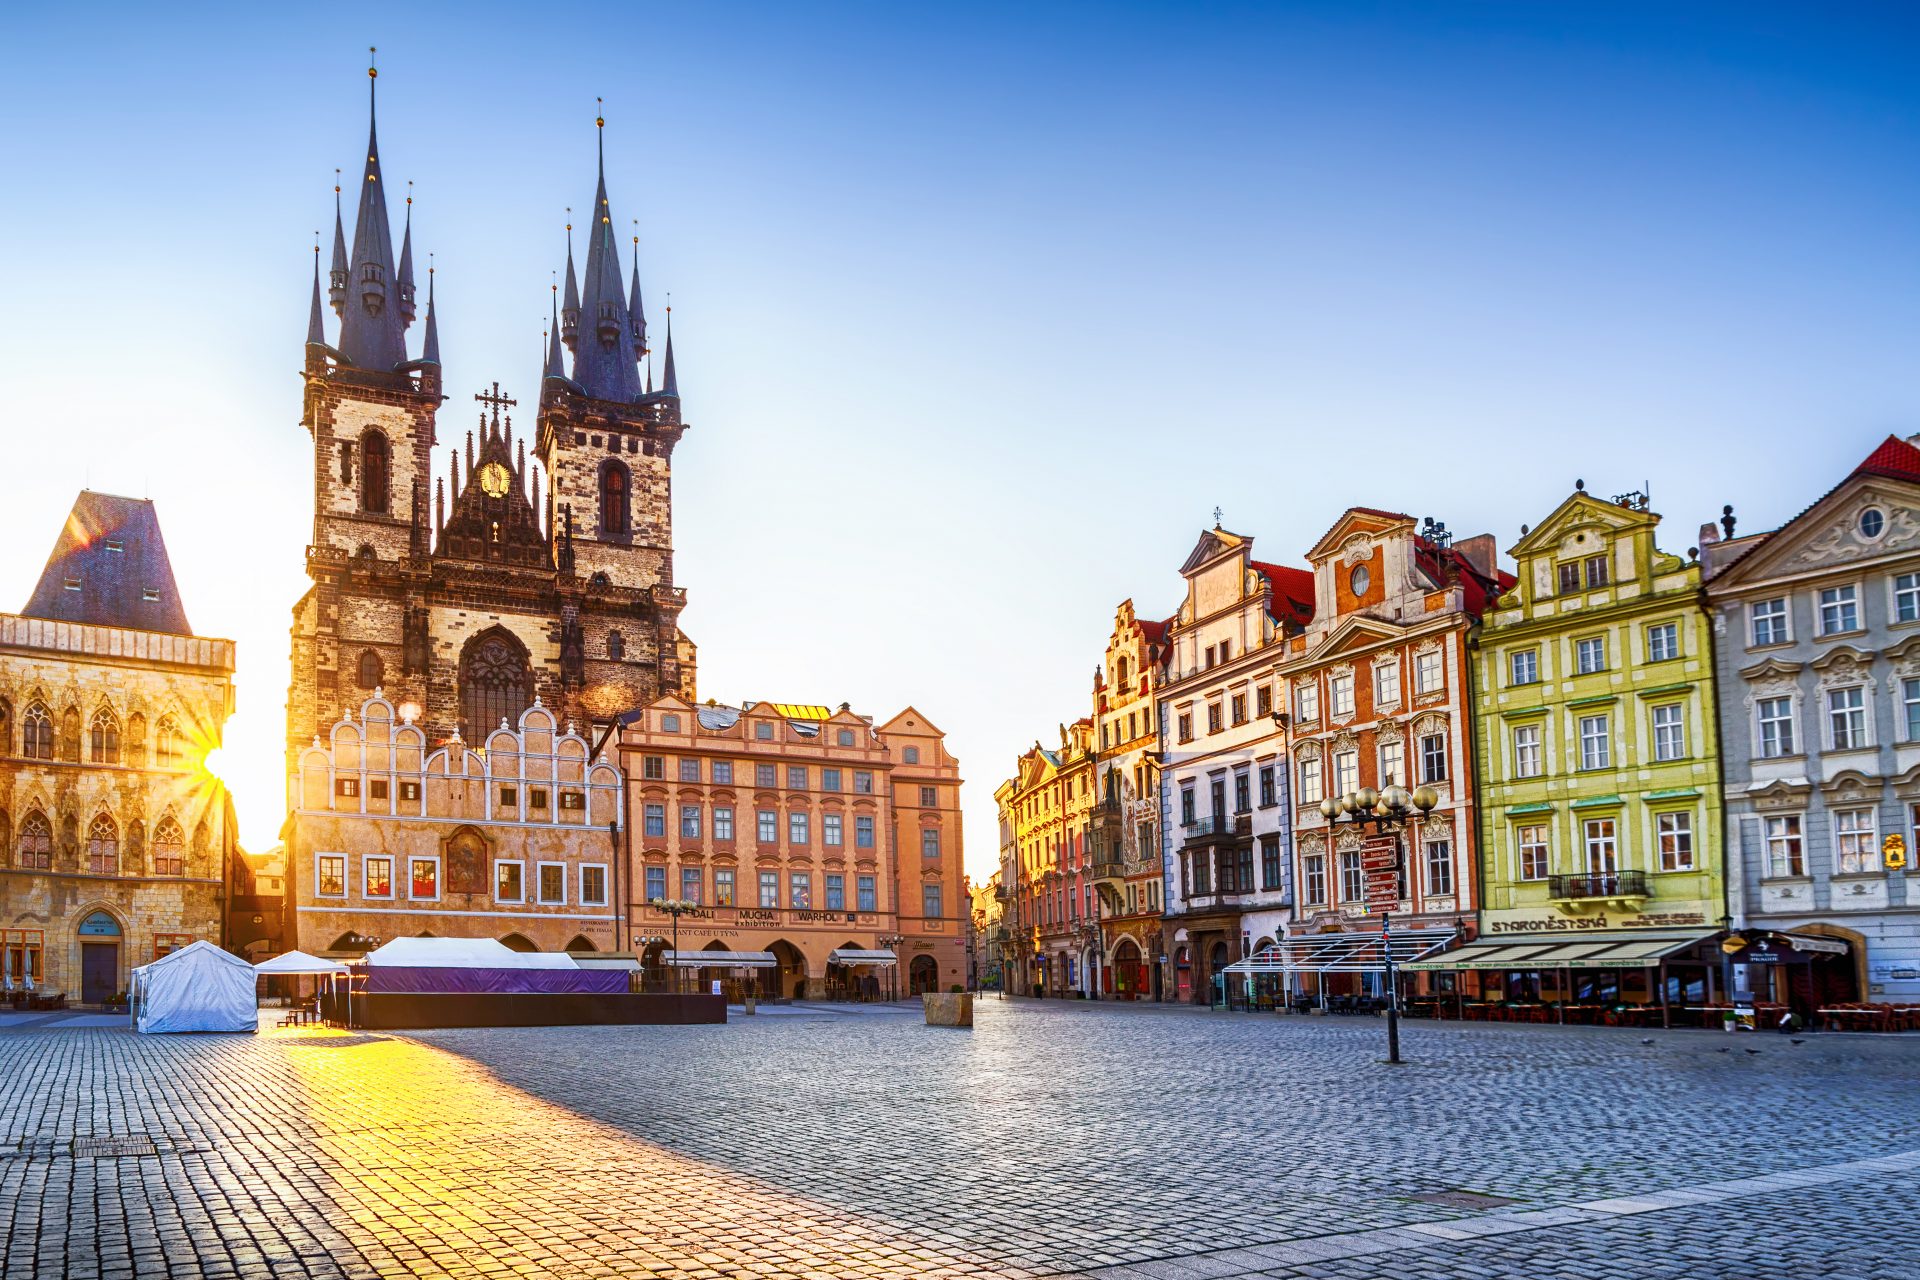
62, 577, 81, 591
104, 540, 123, 553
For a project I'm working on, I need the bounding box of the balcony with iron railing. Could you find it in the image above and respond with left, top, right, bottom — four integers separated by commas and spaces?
1180, 813, 1253, 845
1548, 870, 1649, 903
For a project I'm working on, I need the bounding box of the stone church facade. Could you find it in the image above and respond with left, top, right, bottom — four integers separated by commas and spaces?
0, 493, 238, 1004
287, 75, 694, 776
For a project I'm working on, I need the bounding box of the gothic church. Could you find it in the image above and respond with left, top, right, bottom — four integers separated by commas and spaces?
288, 68, 695, 769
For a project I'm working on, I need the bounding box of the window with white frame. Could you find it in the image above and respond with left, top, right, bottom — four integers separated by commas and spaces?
680, 805, 702, 839
1576, 636, 1607, 674
1582, 819, 1618, 874
1510, 649, 1538, 686
1338, 849, 1364, 902
1419, 733, 1447, 783
409, 857, 439, 900
1578, 714, 1610, 769
1646, 622, 1679, 662
363, 855, 393, 899
536, 862, 566, 905
757, 809, 777, 842
1834, 808, 1880, 874
1513, 724, 1543, 778
1296, 681, 1319, 722
1329, 673, 1355, 717
714, 868, 736, 906
1751, 597, 1789, 647
316, 854, 346, 898
790, 871, 812, 909
1374, 660, 1400, 705
788, 811, 810, 845
1423, 840, 1452, 895
1756, 696, 1796, 758
1819, 585, 1859, 635
1303, 853, 1327, 905
1332, 750, 1359, 798
714, 806, 734, 841
1897, 572, 1920, 625
1827, 686, 1867, 750
1656, 812, 1694, 871
1298, 755, 1323, 804
1517, 825, 1549, 880
580, 864, 608, 907
824, 813, 843, 846
1414, 650, 1444, 694
644, 865, 666, 901
758, 870, 779, 907
1903, 678, 1920, 742
495, 860, 525, 903
1379, 739, 1405, 789
1652, 704, 1686, 761
643, 803, 665, 838
1764, 815, 1805, 877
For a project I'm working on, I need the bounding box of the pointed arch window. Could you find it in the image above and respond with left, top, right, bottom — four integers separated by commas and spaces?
21, 704, 52, 760
606, 630, 625, 661
599, 461, 630, 535
86, 813, 119, 875
90, 709, 121, 764
152, 815, 185, 877
361, 430, 391, 514
154, 716, 181, 769
356, 650, 383, 690
458, 631, 532, 742
17, 811, 52, 871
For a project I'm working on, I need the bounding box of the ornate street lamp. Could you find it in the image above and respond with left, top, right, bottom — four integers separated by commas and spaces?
1318, 779, 1439, 1064
878, 931, 906, 1001
650, 898, 698, 994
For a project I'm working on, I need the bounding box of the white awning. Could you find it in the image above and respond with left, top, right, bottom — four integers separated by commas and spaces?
252, 950, 349, 975
828, 948, 898, 967
1404, 930, 1716, 972
1222, 927, 1457, 975
663, 949, 777, 969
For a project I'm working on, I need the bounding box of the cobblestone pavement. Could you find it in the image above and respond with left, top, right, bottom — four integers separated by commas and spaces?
2, 999, 1917, 1279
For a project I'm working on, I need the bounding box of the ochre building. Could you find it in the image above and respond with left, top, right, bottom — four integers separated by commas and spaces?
615, 698, 965, 998
0, 493, 238, 1004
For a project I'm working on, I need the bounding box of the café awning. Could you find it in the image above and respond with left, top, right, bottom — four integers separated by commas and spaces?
662, 950, 777, 969
1222, 927, 1457, 975
1404, 930, 1716, 972
828, 948, 898, 967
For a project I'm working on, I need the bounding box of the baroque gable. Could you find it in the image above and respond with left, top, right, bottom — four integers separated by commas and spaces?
1715, 473, 1920, 589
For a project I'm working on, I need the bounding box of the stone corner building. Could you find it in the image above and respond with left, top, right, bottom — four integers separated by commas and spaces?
1703, 434, 1920, 1007
286, 76, 692, 953
1, 492, 238, 1003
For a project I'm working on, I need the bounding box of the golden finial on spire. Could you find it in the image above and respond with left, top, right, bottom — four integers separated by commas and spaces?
369, 45, 377, 78
407, 178, 413, 208
334, 167, 341, 196
596, 96, 604, 130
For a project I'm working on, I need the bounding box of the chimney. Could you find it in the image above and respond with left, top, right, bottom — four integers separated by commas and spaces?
1451, 533, 1498, 583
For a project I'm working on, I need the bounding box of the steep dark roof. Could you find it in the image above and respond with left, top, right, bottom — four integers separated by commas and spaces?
22, 492, 193, 634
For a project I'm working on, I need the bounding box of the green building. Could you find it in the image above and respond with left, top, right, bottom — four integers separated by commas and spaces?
1426, 486, 1727, 1016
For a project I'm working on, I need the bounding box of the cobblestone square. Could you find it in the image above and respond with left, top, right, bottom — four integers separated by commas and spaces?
3, 1001, 1917, 1279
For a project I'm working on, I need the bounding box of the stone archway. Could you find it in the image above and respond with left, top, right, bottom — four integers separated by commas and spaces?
766, 939, 808, 1000
909, 954, 939, 996
1112, 936, 1145, 999
498, 933, 538, 953
1791, 922, 1869, 1004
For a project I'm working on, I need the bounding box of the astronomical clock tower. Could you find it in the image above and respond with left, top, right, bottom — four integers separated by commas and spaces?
287, 67, 695, 769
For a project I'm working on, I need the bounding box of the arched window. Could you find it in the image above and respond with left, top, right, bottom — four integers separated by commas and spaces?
86, 813, 118, 875
21, 703, 52, 760
458, 630, 532, 742
154, 716, 181, 768
151, 815, 185, 876
356, 650, 383, 690
361, 430, 391, 514
599, 462, 629, 535
17, 811, 51, 871
90, 709, 120, 764
59, 707, 80, 762
606, 631, 625, 661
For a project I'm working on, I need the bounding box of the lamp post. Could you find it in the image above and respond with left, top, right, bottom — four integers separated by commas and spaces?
878, 931, 906, 1001
1318, 779, 1439, 1065
650, 898, 697, 994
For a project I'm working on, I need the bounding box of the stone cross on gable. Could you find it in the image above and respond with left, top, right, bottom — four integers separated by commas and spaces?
474, 382, 517, 431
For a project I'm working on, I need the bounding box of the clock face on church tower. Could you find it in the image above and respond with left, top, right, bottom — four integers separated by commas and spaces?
477, 461, 511, 497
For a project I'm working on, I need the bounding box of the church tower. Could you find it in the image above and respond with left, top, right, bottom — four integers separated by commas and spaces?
289, 67, 694, 773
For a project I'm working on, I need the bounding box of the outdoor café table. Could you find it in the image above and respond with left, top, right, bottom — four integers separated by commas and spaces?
1820, 1007, 1890, 1030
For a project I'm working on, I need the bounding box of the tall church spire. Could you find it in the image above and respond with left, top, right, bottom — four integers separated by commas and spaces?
567, 102, 645, 402
307, 240, 326, 346
629, 226, 647, 360
328, 175, 347, 314
336, 51, 411, 371
659, 306, 678, 400
420, 261, 441, 364
397, 184, 418, 326
545, 287, 566, 380
560, 217, 579, 350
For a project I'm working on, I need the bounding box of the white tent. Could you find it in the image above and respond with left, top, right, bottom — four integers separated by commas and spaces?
132, 941, 257, 1034
253, 950, 349, 975
361, 937, 580, 969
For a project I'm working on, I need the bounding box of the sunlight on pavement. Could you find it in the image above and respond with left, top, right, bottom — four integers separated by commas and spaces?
274, 1022, 1033, 1279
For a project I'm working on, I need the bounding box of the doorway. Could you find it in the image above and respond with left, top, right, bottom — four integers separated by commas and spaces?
81, 943, 118, 1004
909, 954, 938, 995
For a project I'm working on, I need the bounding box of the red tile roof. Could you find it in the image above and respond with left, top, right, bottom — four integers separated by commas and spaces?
1251, 560, 1316, 624
1854, 434, 1920, 484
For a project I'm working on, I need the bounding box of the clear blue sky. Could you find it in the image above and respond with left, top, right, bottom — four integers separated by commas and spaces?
2, 3, 1916, 878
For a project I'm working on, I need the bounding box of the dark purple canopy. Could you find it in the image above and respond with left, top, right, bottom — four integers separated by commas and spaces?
360, 966, 627, 995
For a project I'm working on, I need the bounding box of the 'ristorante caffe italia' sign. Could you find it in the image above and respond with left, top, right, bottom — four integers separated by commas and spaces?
1486, 909, 1709, 935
